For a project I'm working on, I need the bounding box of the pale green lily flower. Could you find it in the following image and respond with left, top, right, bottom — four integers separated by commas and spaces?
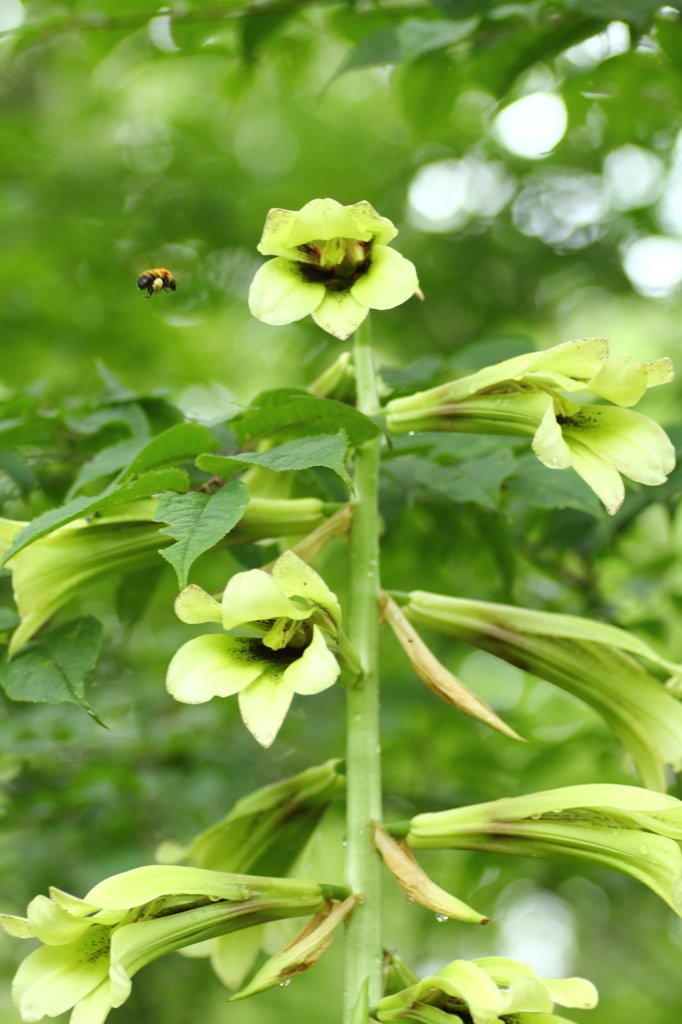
167, 551, 352, 747
156, 759, 345, 989
0, 865, 348, 1024
399, 589, 682, 791
385, 338, 675, 515
395, 783, 682, 916
248, 198, 420, 340
5, 496, 329, 656
376, 956, 597, 1024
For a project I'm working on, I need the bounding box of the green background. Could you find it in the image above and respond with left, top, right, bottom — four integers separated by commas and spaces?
2, 2, 682, 1023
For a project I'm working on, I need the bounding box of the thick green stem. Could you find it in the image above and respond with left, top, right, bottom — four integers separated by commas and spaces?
344, 316, 383, 1020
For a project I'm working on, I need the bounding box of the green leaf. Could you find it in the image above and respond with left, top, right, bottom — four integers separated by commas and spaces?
380, 357, 443, 394
417, 449, 516, 510
571, 0, 662, 32
331, 27, 400, 78
241, 11, 293, 61
196, 432, 352, 490
470, 15, 606, 97
231, 393, 379, 448
398, 50, 462, 134
153, 479, 250, 587
67, 438, 148, 499
396, 17, 478, 63
116, 564, 166, 633
122, 422, 217, 479
507, 457, 604, 518
330, 16, 477, 83
1, 468, 190, 566
0, 616, 103, 711
66, 402, 150, 440
0, 608, 19, 630
0, 450, 36, 493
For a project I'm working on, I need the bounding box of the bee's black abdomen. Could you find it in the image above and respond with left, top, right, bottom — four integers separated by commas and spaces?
137, 274, 153, 291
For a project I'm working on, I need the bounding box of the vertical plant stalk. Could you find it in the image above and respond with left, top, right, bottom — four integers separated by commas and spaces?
344, 315, 383, 1019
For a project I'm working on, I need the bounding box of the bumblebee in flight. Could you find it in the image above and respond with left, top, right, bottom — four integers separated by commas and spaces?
137, 268, 176, 298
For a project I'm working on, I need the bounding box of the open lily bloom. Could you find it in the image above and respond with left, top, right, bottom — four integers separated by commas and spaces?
167, 551, 350, 747
400, 588, 682, 791
377, 956, 597, 1024
248, 198, 420, 340
0, 865, 346, 1024
399, 783, 682, 916
385, 338, 675, 515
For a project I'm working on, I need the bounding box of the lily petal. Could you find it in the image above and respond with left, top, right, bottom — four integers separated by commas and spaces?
12, 927, 111, 1023
26, 896, 94, 946
565, 438, 625, 516
532, 403, 572, 470
248, 258, 324, 326
311, 291, 368, 341
0, 915, 31, 938
222, 568, 309, 630
167, 635, 266, 704
239, 669, 293, 747
563, 406, 676, 485
587, 355, 649, 407
175, 585, 223, 625
69, 979, 112, 1024
85, 866, 253, 909
209, 926, 264, 989
416, 960, 504, 1024
347, 201, 398, 245
645, 357, 675, 387
272, 551, 341, 626
287, 199, 359, 247
257, 208, 301, 259
283, 626, 340, 695
541, 977, 599, 1009
350, 245, 419, 311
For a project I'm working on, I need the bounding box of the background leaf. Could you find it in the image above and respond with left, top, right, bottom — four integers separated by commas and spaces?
231, 394, 379, 447
0, 616, 103, 711
507, 456, 605, 518
122, 422, 217, 478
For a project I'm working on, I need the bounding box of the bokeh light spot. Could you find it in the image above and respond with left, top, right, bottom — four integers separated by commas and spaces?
603, 145, 663, 209
622, 235, 682, 298
493, 93, 568, 160
408, 158, 515, 232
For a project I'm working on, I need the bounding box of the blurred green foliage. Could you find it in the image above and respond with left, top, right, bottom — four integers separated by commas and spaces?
3, 1, 682, 1023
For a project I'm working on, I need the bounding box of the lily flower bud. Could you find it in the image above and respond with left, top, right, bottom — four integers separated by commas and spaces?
376, 956, 597, 1024
385, 338, 675, 516
373, 823, 489, 925
399, 783, 682, 915
400, 589, 682, 792
158, 758, 345, 876
307, 351, 355, 401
